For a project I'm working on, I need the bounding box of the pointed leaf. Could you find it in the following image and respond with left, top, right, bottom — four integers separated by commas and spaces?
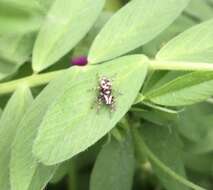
145, 71, 213, 106
90, 135, 134, 190
10, 72, 71, 190
88, 0, 189, 63
157, 19, 213, 63
0, 86, 33, 190
32, 0, 105, 72
0, 33, 35, 80
33, 55, 148, 165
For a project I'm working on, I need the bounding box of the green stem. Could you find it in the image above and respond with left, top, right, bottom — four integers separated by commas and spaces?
0, 69, 64, 95
1, 60, 213, 96
150, 60, 213, 71
68, 161, 78, 190
131, 127, 206, 190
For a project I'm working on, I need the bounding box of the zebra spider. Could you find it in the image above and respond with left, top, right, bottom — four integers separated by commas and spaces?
90, 75, 117, 113
97, 76, 115, 111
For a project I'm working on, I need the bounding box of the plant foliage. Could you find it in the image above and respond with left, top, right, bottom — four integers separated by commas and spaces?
0, 0, 213, 190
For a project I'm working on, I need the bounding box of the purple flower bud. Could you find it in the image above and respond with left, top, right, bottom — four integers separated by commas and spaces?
71, 56, 88, 66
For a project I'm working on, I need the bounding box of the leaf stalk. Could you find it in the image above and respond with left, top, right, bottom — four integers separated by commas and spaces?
1, 60, 213, 96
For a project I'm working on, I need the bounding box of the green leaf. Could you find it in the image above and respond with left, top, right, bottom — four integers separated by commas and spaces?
183, 105, 213, 153
73, 12, 113, 58
0, 108, 2, 118
0, 86, 33, 190
33, 55, 148, 165
10, 72, 71, 190
90, 134, 134, 190
157, 19, 213, 63
176, 103, 213, 143
145, 71, 213, 106
32, 0, 105, 72
0, 33, 35, 80
142, 15, 195, 57
132, 126, 205, 190
185, 0, 213, 21
35, 0, 55, 11
27, 164, 58, 190
183, 152, 213, 174
0, 0, 43, 34
50, 161, 70, 184
132, 102, 179, 126
143, 71, 187, 94
88, 0, 189, 63
0, 34, 35, 64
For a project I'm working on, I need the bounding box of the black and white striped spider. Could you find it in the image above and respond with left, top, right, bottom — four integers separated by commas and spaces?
89, 74, 117, 113
96, 76, 116, 112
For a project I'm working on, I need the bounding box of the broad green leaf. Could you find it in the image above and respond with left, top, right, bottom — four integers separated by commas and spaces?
0, 0, 43, 34
0, 108, 2, 117
145, 71, 213, 106
88, 0, 189, 63
90, 134, 134, 190
0, 33, 35, 80
157, 19, 213, 63
133, 126, 205, 190
33, 55, 148, 165
0, 86, 33, 190
10, 72, 71, 190
32, 0, 105, 72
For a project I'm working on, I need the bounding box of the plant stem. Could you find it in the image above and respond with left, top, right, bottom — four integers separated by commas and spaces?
67, 161, 78, 190
150, 60, 213, 71
131, 127, 206, 190
1, 60, 213, 96
0, 69, 65, 95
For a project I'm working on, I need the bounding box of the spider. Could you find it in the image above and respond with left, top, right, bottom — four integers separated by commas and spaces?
97, 76, 116, 112
90, 74, 120, 113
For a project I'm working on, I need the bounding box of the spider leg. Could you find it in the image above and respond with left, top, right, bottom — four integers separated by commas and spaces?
110, 103, 116, 112
91, 99, 102, 114
87, 87, 100, 92
95, 95, 103, 114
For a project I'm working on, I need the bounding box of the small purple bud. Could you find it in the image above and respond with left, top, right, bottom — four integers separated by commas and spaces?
71, 56, 88, 66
